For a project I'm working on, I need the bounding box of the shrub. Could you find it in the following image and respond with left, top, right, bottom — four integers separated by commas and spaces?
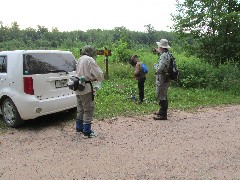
112, 39, 133, 63
175, 54, 240, 95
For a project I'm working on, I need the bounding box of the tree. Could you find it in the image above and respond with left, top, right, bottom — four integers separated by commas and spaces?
9, 22, 22, 41
37, 25, 49, 40
144, 24, 156, 46
23, 27, 38, 44
172, 0, 240, 65
0, 22, 8, 42
0, 21, 175, 52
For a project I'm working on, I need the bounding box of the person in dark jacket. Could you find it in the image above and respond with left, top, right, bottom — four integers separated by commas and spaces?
129, 55, 146, 104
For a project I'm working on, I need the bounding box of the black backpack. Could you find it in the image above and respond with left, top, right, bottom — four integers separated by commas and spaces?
168, 53, 179, 81
68, 76, 85, 91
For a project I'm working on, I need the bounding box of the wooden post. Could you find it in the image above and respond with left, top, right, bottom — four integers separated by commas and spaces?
104, 48, 109, 80
105, 56, 108, 80
81, 48, 111, 80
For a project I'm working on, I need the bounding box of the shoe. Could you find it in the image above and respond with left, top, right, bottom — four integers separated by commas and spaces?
83, 130, 97, 138
153, 115, 167, 120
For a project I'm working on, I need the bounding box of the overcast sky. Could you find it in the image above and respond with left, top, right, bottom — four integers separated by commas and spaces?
0, 0, 179, 32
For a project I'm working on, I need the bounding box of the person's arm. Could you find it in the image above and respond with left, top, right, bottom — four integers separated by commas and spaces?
89, 59, 104, 82
156, 53, 168, 74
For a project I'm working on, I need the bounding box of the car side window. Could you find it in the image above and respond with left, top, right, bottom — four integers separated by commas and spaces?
0, 56, 7, 73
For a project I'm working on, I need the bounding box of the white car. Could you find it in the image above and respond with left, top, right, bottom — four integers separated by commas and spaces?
0, 50, 77, 127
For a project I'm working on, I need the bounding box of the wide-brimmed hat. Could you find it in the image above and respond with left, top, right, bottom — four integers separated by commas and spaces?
156, 39, 171, 48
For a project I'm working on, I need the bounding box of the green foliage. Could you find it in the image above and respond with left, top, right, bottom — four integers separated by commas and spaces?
169, 87, 240, 110
92, 52, 240, 120
176, 54, 212, 88
0, 39, 26, 50
0, 21, 177, 52
211, 62, 240, 93
174, 53, 240, 95
144, 24, 156, 46
112, 39, 133, 63
172, 0, 240, 65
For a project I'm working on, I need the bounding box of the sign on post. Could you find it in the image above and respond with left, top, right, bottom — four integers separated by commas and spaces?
96, 49, 112, 56
80, 48, 112, 80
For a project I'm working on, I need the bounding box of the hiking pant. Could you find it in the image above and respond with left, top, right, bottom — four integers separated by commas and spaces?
138, 77, 146, 102
156, 74, 170, 101
76, 92, 94, 124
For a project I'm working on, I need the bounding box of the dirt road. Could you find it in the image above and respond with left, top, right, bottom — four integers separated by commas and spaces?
0, 105, 240, 179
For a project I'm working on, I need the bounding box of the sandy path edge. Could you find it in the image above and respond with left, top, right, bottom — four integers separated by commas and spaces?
0, 105, 240, 179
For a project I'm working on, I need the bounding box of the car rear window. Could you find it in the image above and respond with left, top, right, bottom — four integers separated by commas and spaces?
23, 52, 76, 75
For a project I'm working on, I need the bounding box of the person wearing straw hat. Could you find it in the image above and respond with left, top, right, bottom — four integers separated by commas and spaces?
153, 39, 171, 120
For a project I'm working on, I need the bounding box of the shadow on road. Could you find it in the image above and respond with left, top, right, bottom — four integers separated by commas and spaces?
0, 108, 76, 132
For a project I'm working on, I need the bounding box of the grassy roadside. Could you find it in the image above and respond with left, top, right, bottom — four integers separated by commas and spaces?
1, 86, 240, 133
1, 52, 240, 132
94, 86, 240, 120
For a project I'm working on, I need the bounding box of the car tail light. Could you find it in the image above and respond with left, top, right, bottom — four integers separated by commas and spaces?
24, 77, 34, 95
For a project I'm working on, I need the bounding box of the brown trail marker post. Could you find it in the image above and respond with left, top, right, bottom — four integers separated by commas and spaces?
80, 48, 112, 80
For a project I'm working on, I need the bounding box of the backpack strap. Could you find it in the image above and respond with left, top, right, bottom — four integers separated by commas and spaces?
85, 81, 94, 101
163, 52, 171, 72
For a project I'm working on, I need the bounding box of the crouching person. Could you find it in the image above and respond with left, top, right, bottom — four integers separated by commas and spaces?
75, 45, 104, 138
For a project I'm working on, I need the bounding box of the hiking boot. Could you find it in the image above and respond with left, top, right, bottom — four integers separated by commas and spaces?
76, 119, 83, 133
153, 115, 168, 120
76, 128, 83, 133
83, 130, 97, 138
83, 123, 97, 138
154, 100, 168, 117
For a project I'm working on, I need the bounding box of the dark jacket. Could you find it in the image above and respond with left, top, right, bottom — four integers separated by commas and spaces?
134, 62, 146, 80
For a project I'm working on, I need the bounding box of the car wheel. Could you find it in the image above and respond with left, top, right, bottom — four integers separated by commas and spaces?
2, 98, 24, 127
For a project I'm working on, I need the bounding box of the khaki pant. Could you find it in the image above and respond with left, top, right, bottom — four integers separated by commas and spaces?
156, 74, 170, 101
76, 92, 94, 124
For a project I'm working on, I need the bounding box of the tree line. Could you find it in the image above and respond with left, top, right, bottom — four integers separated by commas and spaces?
1, 0, 240, 67
0, 22, 174, 51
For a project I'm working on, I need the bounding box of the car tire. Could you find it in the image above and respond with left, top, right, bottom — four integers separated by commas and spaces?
2, 98, 24, 127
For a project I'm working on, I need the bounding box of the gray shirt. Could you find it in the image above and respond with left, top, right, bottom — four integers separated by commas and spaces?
155, 51, 170, 74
